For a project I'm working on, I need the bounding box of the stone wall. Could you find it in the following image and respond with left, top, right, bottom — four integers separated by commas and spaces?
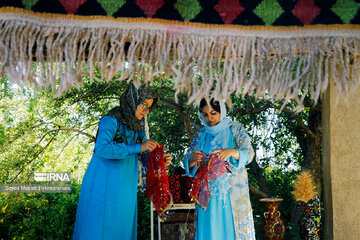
322, 78, 360, 239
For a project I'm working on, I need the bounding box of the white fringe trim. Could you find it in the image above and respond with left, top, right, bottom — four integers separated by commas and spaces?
1, 10, 360, 108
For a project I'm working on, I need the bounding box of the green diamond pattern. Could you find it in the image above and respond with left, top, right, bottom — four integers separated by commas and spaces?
22, 0, 39, 10
98, 0, 126, 16
254, 0, 283, 26
174, 0, 202, 22
331, 0, 360, 23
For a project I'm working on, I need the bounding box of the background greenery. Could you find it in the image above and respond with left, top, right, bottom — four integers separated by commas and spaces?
0, 75, 322, 239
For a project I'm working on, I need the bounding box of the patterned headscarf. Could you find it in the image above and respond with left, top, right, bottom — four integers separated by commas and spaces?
106, 84, 158, 131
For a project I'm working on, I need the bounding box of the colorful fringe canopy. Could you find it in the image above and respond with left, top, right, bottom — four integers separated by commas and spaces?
0, 1, 360, 105
146, 144, 172, 219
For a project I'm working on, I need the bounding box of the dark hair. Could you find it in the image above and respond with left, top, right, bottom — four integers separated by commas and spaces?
199, 98, 221, 113
149, 97, 158, 110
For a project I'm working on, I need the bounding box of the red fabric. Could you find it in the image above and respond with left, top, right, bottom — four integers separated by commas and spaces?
180, 176, 197, 203
214, 0, 245, 24
168, 175, 198, 203
168, 175, 181, 203
291, 0, 321, 25
136, 0, 165, 18
146, 144, 172, 218
189, 153, 228, 209
58, 0, 87, 14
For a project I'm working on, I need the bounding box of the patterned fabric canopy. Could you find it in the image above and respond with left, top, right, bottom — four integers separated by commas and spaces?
3, 0, 360, 25
1, 0, 360, 106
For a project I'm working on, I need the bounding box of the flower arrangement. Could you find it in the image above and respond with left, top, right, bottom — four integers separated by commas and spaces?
291, 171, 317, 203
292, 171, 321, 240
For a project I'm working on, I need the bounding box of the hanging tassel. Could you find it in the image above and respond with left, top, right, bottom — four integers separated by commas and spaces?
1, 7, 359, 109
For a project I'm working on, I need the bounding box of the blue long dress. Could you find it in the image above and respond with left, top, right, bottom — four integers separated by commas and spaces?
184, 122, 256, 240
73, 116, 145, 240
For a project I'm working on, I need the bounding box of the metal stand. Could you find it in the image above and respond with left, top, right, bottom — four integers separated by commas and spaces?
150, 202, 195, 240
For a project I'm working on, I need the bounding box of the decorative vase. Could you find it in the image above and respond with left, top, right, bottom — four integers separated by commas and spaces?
298, 197, 321, 240
259, 198, 285, 240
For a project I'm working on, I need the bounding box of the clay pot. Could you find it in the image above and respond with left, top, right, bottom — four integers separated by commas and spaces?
259, 198, 285, 240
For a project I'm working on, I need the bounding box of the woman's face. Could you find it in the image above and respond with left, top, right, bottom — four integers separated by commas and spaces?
135, 98, 154, 120
201, 105, 221, 126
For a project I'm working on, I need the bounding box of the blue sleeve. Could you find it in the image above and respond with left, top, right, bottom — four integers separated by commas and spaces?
183, 132, 201, 177
228, 124, 255, 170
93, 116, 141, 160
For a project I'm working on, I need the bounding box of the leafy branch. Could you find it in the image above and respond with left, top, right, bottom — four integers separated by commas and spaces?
10, 134, 57, 183
39, 127, 95, 143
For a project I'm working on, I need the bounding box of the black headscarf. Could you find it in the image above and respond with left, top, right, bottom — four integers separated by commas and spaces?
106, 84, 158, 131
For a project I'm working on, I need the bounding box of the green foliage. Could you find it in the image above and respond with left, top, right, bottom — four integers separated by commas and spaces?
0, 75, 322, 239
0, 187, 151, 240
147, 78, 199, 167
0, 183, 80, 239
137, 191, 151, 240
0, 77, 119, 183
265, 169, 298, 214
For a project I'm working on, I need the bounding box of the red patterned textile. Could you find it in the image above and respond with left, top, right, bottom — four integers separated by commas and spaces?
189, 153, 228, 209
168, 175, 181, 203
146, 145, 172, 218
180, 176, 197, 203
169, 175, 198, 203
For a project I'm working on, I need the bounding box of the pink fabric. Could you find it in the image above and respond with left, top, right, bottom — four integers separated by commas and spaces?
189, 153, 227, 209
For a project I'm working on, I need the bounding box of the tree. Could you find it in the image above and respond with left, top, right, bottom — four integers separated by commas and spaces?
0, 75, 322, 239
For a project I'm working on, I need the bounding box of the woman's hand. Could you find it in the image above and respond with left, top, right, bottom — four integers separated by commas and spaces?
189, 150, 203, 168
164, 153, 172, 166
140, 139, 159, 153
211, 148, 239, 161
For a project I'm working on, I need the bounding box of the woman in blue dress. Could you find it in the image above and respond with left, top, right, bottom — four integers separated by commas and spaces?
183, 98, 256, 240
73, 84, 171, 240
